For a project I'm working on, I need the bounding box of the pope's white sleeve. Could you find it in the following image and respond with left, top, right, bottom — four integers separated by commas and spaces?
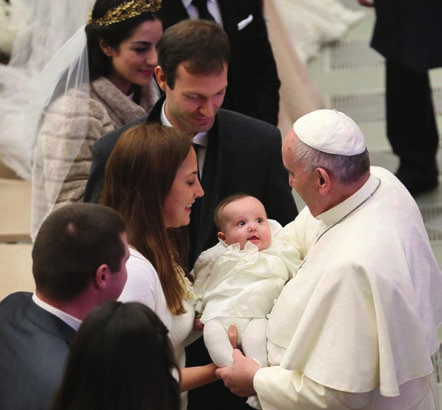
254, 367, 371, 410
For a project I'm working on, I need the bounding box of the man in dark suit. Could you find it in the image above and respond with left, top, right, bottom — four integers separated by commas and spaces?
358, 0, 442, 196
0, 203, 129, 410
84, 19, 297, 410
158, 0, 281, 125
85, 19, 297, 265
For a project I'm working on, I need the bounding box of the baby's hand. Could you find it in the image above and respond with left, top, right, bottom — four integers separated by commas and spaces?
193, 317, 204, 331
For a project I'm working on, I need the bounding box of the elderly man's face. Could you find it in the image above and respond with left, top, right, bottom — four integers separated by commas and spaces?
282, 129, 321, 216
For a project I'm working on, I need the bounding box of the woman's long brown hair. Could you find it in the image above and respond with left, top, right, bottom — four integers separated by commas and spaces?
101, 123, 192, 314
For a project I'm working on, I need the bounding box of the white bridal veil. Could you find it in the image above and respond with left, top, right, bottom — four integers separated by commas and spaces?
0, 0, 93, 237
30, 25, 90, 238
0, 0, 93, 179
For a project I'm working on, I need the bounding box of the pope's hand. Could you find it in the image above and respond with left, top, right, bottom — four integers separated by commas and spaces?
215, 349, 261, 397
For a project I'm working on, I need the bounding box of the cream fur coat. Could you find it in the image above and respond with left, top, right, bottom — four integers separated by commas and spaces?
35, 77, 158, 206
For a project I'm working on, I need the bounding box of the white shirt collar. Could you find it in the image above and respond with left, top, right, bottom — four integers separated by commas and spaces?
160, 101, 172, 127
32, 293, 81, 331
193, 132, 208, 148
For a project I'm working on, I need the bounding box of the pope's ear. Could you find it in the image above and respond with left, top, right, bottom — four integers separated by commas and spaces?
316, 167, 332, 195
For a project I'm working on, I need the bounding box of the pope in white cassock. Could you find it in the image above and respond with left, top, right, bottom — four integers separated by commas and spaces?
216, 109, 442, 410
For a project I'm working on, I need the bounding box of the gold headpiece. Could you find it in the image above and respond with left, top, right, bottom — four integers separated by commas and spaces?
89, 0, 162, 27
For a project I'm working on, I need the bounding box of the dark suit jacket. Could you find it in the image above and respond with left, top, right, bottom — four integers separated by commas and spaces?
371, 0, 442, 73
0, 292, 76, 410
84, 96, 297, 265
158, 0, 281, 125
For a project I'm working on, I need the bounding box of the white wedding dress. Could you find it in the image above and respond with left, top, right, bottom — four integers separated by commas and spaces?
0, 0, 93, 179
264, 0, 364, 135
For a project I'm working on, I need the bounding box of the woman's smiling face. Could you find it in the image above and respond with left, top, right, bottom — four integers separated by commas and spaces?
104, 18, 163, 94
163, 148, 204, 228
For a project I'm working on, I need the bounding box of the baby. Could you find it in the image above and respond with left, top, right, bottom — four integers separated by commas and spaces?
193, 194, 300, 408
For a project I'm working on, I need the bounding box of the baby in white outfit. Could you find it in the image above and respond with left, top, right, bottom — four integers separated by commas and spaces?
193, 194, 301, 408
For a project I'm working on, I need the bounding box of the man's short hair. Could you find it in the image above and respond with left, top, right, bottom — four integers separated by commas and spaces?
294, 140, 370, 185
32, 203, 126, 301
157, 19, 231, 89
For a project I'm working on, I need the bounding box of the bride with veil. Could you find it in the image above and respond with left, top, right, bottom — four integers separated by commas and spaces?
1, 0, 162, 239
0, 0, 363, 238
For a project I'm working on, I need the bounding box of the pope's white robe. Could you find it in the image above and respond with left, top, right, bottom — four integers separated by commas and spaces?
255, 166, 442, 409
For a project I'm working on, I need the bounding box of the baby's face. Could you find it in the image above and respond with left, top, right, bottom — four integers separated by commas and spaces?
219, 197, 271, 251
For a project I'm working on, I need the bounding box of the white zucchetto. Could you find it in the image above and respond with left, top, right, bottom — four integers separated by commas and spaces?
293, 109, 366, 156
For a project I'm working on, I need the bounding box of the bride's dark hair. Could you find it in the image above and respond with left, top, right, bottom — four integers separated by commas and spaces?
86, 0, 161, 82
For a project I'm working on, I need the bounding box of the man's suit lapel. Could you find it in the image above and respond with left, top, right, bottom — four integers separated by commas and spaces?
146, 94, 165, 122
216, 0, 237, 35
217, 0, 256, 36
